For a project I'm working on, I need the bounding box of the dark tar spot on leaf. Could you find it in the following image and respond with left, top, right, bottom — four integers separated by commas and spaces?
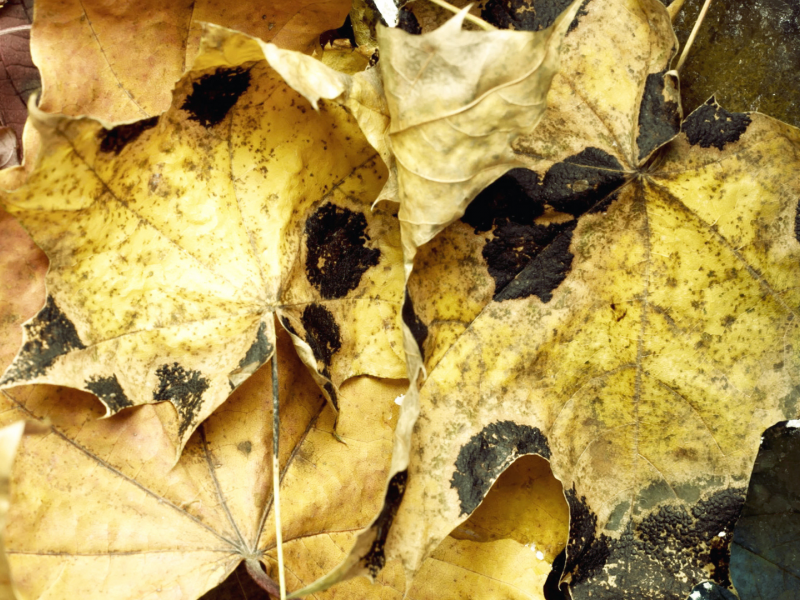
301, 304, 342, 379
482, 0, 574, 31
305, 203, 381, 299
794, 199, 800, 244
566, 487, 746, 599
402, 290, 428, 361
568, 0, 592, 33
494, 226, 576, 303
544, 548, 569, 600
464, 149, 624, 302
362, 470, 407, 577
534, 147, 625, 217
237, 440, 253, 455
563, 486, 612, 586
682, 97, 752, 150
238, 321, 273, 371
451, 421, 550, 516
462, 170, 545, 234
637, 71, 681, 161
181, 67, 251, 128
279, 315, 299, 337
397, 8, 422, 34
153, 362, 210, 439
85, 374, 133, 413
323, 381, 339, 411
98, 116, 159, 155
1, 296, 86, 384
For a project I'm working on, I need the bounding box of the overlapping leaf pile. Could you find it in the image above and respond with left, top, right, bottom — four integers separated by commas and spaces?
0, 0, 798, 599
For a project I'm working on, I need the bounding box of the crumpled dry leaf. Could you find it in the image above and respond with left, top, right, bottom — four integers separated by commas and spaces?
0, 25, 405, 454
32, 0, 350, 123
1, 326, 406, 600
380, 3, 582, 270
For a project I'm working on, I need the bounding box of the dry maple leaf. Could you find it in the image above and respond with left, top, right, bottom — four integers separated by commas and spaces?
31, 0, 351, 123
0, 327, 406, 600
0, 25, 405, 454
340, 0, 800, 598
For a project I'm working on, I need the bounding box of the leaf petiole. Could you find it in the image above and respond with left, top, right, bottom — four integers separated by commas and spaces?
676, 0, 714, 71
272, 351, 287, 600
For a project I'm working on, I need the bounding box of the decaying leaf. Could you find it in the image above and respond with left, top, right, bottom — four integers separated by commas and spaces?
0, 25, 405, 454
389, 81, 800, 600
339, 0, 800, 598
379, 2, 582, 268
31, 0, 350, 123
0, 327, 406, 600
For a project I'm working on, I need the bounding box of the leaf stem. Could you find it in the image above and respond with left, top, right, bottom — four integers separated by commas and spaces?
272, 352, 286, 600
676, 0, 713, 71
667, 0, 687, 21
424, 0, 497, 31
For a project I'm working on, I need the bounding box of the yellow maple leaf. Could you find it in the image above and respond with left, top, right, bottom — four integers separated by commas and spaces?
0, 26, 405, 454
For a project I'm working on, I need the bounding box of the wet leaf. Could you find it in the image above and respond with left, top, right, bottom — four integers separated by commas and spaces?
347, 0, 800, 598
31, 0, 350, 122
729, 421, 800, 599
0, 25, 405, 454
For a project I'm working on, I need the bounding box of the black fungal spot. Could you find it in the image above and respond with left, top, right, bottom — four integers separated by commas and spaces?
543, 548, 568, 600
402, 291, 428, 361
305, 203, 381, 299
794, 199, 800, 244
568, 0, 592, 33
323, 381, 339, 411
682, 98, 752, 150
98, 116, 159, 155
238, 322, 272, 371
636, 71, 681, 161
153, 363, 210, 438
494, 226, 576, 303
181, 67, 251, 128
482, 0, 574, 31
237, 440, 253, 455
362, 470, 407, 577
279, 316, 298, 337
462, 150, 624, 303
564, 487, 747, 600
450, 421, 550, 516
301, 304, 342, 379
535, 147, 626, 217
564, 487, 613, 585
462, 170, 545, 233
85, 374, 132, 413
397, 7, 422, 34
1, 296, 86, 384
